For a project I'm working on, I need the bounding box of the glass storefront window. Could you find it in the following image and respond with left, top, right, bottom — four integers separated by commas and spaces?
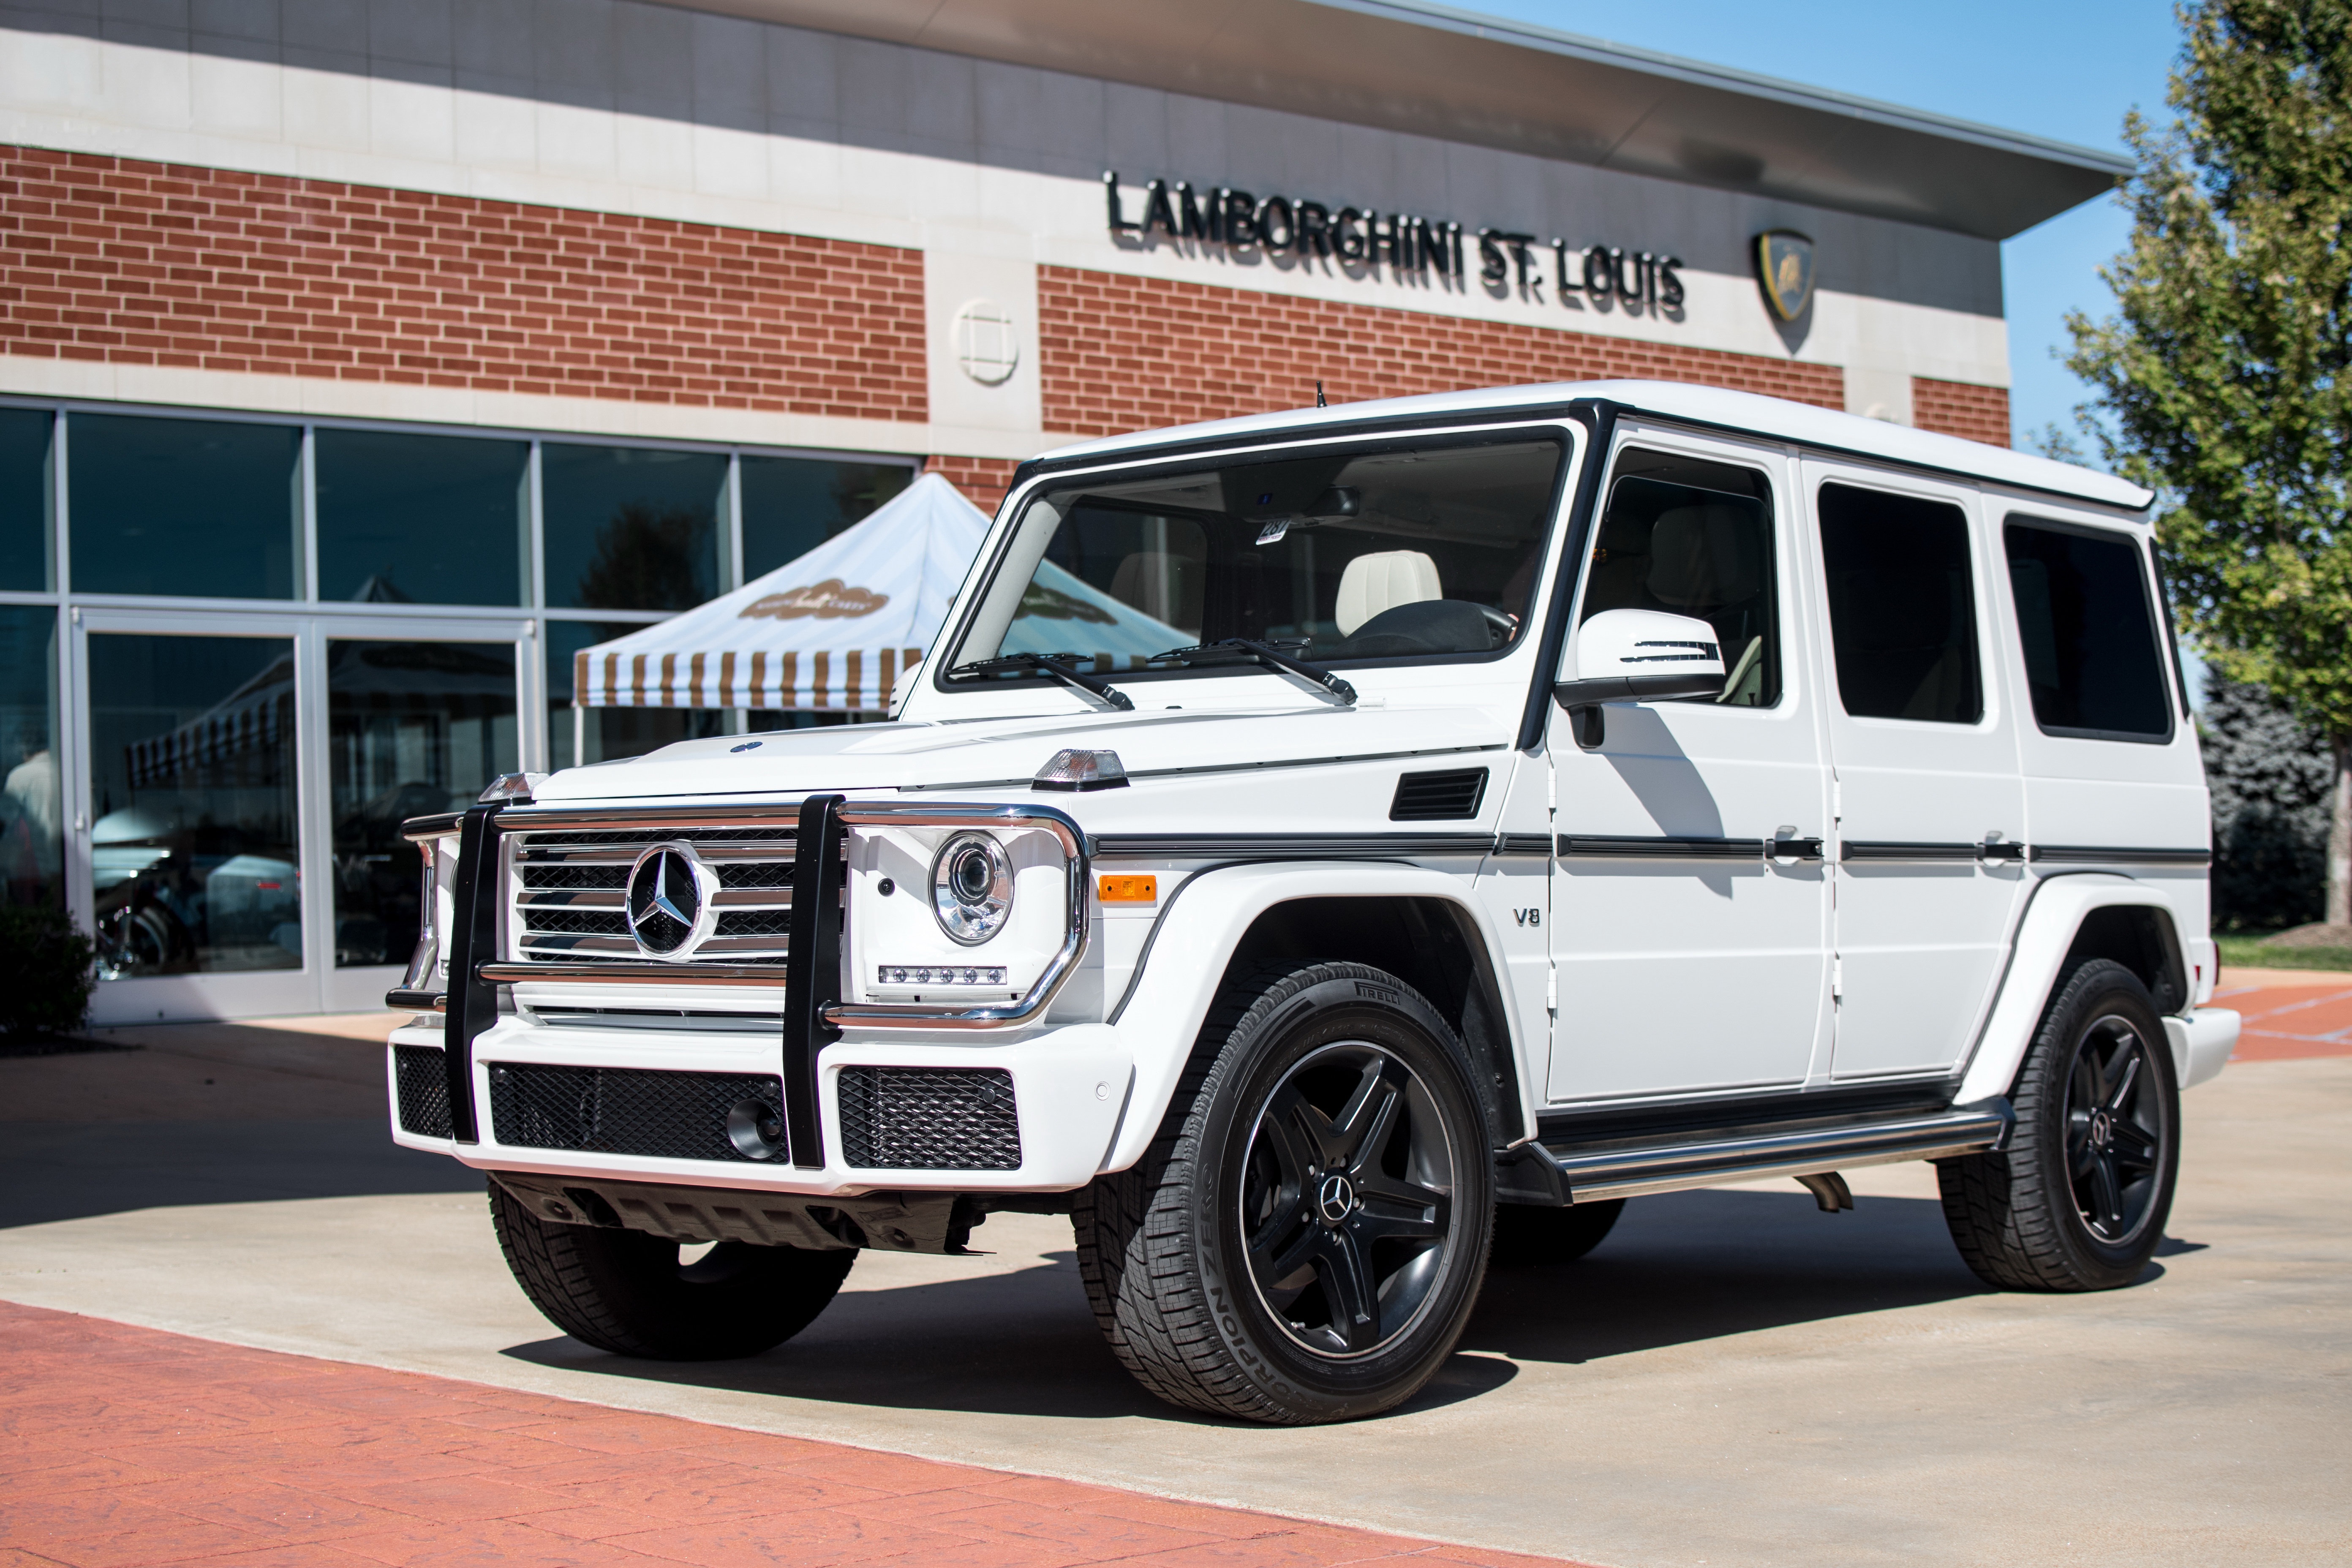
545, 620, 724, 765
87, 633, 301, 978
0, 408, 53, 591
0, 606, 62, 909
542, 444, 725, 612
70, 414, 302, 600
316, 431, 528, 606
740, 456, 912, 580
329, 640, 518, 968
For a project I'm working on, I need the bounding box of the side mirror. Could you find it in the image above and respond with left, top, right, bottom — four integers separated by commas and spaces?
1552, 609, 1726, 749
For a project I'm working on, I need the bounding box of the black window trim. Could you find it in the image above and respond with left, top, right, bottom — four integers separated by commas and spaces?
2002, 510, 2178, 747
1811, 474, 1991, 730
933, 423, 1582, 699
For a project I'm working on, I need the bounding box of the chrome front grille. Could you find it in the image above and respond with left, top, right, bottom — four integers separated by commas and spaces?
509, 825, 796, 967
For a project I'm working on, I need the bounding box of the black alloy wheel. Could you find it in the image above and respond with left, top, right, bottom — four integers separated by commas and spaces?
1240, 1041, 1457, 1358
2064, 1012, 2165, 1245
1074, 961, 1493, 1424
1938, 958, 2180, 1292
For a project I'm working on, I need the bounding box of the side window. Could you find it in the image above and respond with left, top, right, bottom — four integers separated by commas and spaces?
1816, 483, 1983, 724
1581, 447, 1778, 707
2003, 518, 2173, 741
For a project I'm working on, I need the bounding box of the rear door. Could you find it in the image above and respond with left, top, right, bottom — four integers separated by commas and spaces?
1799, 460, 2026, 1079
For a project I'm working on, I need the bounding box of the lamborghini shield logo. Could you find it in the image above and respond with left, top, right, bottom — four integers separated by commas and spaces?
1755, 231, 1815, 321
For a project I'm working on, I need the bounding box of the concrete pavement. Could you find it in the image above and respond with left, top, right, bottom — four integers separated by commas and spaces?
2, 1000, 2347, 1567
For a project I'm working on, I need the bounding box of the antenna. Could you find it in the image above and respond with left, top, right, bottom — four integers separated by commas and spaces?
1315, 380, 1327, 408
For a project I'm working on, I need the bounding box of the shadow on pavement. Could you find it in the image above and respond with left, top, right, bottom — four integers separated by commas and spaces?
500, 1185, 1996, 1423
0, 1119, 486, 1229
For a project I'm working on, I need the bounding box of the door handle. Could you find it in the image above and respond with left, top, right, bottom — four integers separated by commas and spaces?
1768, 834, 1825, 862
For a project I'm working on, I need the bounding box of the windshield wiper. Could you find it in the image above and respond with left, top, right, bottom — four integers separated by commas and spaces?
949, 652, 1134, 711
1148, 639, 1357, 705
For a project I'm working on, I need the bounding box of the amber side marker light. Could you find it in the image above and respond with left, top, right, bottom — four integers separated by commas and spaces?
1099, 874, 1157, 904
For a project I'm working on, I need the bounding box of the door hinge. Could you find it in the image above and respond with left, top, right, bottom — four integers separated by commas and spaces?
1832, 954, 1843, 1001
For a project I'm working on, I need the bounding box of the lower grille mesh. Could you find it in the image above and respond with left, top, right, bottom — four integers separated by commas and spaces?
838, 1066, 1021, 1171
393, 1045, 453, 1139
487, 1062, 787, 1163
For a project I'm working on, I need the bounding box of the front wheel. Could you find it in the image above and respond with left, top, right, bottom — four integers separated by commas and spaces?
1938, 958, 2180, 1292
488, 1179, 855, 1358
1075, 962, 1493, 1425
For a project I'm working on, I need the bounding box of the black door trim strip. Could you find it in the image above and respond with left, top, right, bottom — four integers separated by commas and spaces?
1840, 841, 1982, 863
2028, 844, 2211, 867
1558, 834, 1766, 860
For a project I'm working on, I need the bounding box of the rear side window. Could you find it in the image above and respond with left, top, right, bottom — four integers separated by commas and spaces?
1817, 484, 1982, 724
2003, 518, 2173, 742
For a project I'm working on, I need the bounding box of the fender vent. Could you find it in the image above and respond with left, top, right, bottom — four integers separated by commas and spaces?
393, 1045, 453, 1139
1389, 767, 1489, 821
837, 1066, 1021, 1171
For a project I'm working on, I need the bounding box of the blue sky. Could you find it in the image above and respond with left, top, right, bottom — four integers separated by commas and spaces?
1454, 0, 2186, 449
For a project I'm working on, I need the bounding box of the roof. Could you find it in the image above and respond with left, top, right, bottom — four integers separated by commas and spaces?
1032, 382, 2156, 512
675, 0, 2126, 239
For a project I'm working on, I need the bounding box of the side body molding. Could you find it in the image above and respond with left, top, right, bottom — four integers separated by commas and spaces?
1096, 862, 1534, 1177
1953, 874, 2217, 1104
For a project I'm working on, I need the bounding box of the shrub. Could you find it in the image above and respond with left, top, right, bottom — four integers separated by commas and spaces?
0, 904, 96, 1038
2201, 676, 2334, 931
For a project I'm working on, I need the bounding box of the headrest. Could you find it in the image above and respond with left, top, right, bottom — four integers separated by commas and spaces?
1647, 505, 1761, 608
1110, 551, 1197, 624
1334, 550, 1442, 637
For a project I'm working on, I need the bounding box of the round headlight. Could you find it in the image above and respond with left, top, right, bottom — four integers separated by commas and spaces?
930, 831, 1013, 945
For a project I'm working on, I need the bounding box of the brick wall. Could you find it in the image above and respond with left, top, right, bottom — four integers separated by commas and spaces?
1038, 265, 1846, 438
1911, 376, 2010, 447
0, 146, 926, 419
923, 455, 1021, 517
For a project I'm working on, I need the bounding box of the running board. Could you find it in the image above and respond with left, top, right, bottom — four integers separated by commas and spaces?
1505, 1099, 2013, 1206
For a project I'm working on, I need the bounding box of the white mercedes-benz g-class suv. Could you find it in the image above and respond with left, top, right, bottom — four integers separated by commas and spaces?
387, 380, 2239, 1426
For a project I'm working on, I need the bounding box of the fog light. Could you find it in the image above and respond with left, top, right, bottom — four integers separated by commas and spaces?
725, 1097, 787, 1161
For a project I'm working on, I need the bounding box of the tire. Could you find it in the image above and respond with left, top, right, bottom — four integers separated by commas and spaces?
1490, 1198, 1625, 1268
1938, 958, 2180, 1292
487, 1179, 855, 1359
1073, 961, 1494, 1425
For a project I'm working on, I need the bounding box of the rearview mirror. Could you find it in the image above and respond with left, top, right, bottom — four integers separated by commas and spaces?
1552, 609, 1726, 749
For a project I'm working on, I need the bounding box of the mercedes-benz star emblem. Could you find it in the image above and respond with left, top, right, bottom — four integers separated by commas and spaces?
626, 844, 704, 958
1315, 1172, 1357, 1226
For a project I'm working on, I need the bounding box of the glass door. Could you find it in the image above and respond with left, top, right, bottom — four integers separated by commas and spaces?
73, 610, 534, 1021
316, 619, 530, 1013
76, 610, 317, 1023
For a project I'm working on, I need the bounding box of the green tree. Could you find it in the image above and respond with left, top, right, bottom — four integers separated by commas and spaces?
2066, 0, 2352, 927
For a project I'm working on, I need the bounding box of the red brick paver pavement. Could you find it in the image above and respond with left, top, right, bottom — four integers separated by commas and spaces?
0, 1301, 1587, 1568
2218, 982, 2352, 1063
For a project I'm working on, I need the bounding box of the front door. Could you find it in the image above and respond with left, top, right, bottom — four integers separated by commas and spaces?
1546, 431, 1833, 1104
1799, 461, 2027, 1079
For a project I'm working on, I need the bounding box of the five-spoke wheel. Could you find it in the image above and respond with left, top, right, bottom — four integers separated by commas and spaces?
1075, 961, 1493, 1424
1241, 1042, 1457, 1358
1939, 958, 2180, 1291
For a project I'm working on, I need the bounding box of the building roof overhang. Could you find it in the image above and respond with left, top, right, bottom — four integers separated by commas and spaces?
667, 0, 2127, 240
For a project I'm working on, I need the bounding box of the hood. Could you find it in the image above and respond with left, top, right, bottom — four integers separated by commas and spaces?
535, 700, 1511, 803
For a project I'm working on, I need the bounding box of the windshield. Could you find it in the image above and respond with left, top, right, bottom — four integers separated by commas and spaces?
948, 435, 1565, 683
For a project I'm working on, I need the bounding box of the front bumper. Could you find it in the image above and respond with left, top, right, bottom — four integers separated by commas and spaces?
386, 1015, 1135, 1195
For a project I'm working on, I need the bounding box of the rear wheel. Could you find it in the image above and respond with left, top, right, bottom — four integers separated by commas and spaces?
488, 1179, 854, 1358
1075, 961, 1493, 1425
1938, 958, 2179, 1292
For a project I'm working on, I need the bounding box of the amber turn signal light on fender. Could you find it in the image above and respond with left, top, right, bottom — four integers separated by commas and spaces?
1099, 874, 1157, 903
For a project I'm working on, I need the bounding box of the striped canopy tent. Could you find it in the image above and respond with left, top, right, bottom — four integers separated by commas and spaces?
574, 473, 992, 716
